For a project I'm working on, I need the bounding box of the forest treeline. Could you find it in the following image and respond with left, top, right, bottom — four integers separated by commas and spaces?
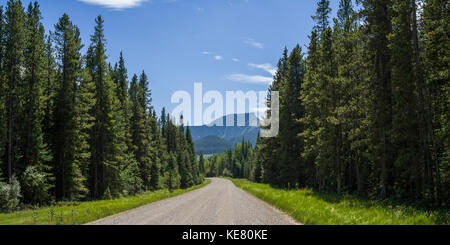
0, 0, 204, 211
207, 0, 448, 207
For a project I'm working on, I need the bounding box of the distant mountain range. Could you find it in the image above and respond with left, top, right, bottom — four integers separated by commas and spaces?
194, 136, 234, 155
189, 113, 261, 154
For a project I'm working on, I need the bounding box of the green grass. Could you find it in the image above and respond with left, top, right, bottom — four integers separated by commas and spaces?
0, 180, 210, 225
227, 178, 448, 225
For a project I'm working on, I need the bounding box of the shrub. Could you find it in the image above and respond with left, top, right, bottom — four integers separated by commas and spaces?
103, 187, 112, 200
165, 168, 181, 191
0, 176, 22, 212
120, 158, 143, 196
21, 166, 53, 205
222, 168, 232, 177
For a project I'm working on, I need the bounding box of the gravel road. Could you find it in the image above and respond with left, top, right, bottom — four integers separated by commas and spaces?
88, 178, 300, 225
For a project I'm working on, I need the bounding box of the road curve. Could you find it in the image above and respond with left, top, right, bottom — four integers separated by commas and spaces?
88, 178, 300, 225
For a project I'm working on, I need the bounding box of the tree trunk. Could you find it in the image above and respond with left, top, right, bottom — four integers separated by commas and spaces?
7, 91, 12, 182
355, 155, 361, 195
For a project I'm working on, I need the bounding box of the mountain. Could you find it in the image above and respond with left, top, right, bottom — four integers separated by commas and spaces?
194, 136, 234, 155
189, 113, 261, 154
206, 112, 260, 127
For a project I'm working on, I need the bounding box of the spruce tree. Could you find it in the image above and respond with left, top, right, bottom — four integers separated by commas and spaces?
181, 149, 194, 188
332, 0, 370, 195
300, 29, 320, 189
22, 1, 52, 175
185, 126, 199, 183
389, 0, 423, 199
52, 13, 83, 199
42, 34, 56, 156
19, 2, 53, 202
114, 52, 128, 107
359, 0, 394, 198
422, 0, 449, 205
166, 153, 180, 191
160, 107, 167, 138
71, 67, 95, 200
300, 0, 337, 191
149, 111, 161, 190
129, 73, 152, 189
253, 133, 263, 183
278, 45, 305, 188
87, 15, 122, 198
0, 6, 6, 180
312, 0, 331, 35
4, 0, 26, 182
165, 112, 177, 153
199, 152, 205, 176
259, 48, 288, 186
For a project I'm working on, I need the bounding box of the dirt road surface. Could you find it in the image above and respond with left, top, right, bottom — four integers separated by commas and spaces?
88, 178, 300, 225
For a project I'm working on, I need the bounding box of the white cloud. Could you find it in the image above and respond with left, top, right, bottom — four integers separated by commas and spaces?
248, 63, 276, 76
78, 0, 147, 10
226, 74, 272, 85
232, 58, 240, 62
202, 51, 223, 61
244, 38, 264, 49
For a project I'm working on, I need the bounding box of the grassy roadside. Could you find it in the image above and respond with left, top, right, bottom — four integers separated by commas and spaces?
0, 179, 211, 225
227, 178, 448, 225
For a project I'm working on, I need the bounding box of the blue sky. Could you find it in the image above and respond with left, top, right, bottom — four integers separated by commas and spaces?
1, 0, 342, 125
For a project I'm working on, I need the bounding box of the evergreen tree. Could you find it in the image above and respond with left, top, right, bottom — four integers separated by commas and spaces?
166, 153, 180, 191
86, 15, 122, 198
71, 67, 95, 200
359, 0, 394, 198
422, 0, 449, 205
259, 48, 288, 186
185, 126, 199, 184
199, 152, 205, 175
389, 0, 423, 200
0, 6, 6, 180
181, 149, 194, 188
332, 0, 370, 195
300, 29, 320, 189
312, 0, 331, 35
165, 112, 177, 153
52, 13, 83, 200
299, 1, 337, 191
160, 107, 167, 138
253, 133, 263, 183
129, 73, 151, 189
21, 1, 52, 180
114, 52, 128, 107
19, 2, 53, 202
4, 0, 26, 182
42, 34, 56, 156
149, 110, 161, 190
278, 45, 305, 188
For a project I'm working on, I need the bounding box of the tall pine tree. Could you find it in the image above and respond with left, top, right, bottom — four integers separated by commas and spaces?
87, 15, 122, 198
52, 13, 83, 200
4, 0, 26, 182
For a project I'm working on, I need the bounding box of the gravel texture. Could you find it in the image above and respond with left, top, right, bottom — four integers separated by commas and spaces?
88, 178, 301, 225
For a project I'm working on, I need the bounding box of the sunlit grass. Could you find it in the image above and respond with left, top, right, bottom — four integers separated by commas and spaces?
228, 178, 448, 225
0, 179, 211, 225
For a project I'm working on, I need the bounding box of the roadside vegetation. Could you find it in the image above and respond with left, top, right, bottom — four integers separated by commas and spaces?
205, 0, 449, 212
228, 178, 448, 225
0, 179, 210, 225
0, 0, 205, 213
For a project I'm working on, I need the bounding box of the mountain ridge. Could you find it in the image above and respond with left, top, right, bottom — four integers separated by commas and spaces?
188, 113, 261, 154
